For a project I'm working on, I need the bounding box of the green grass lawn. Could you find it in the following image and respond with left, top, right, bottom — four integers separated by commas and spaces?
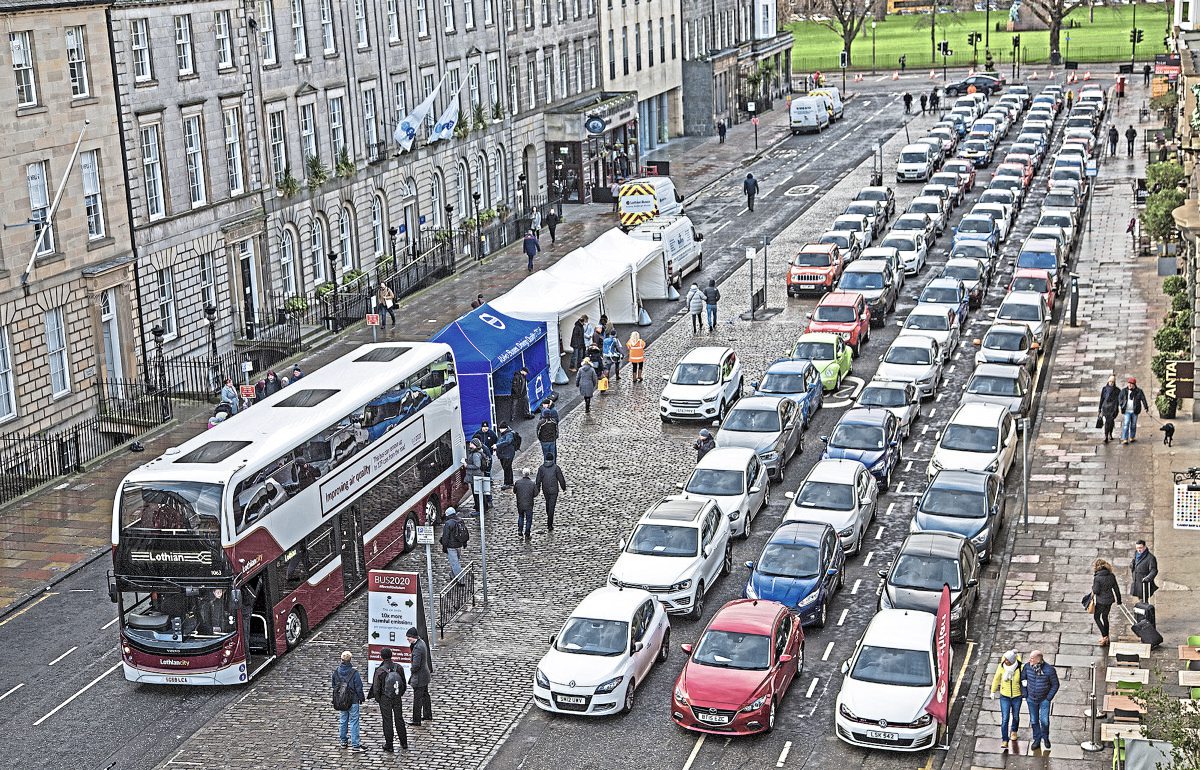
787, 3, 1170, 72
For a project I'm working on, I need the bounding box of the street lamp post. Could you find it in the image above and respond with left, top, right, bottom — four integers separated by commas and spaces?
327, 251, 340, 332
151, 323, 171, 420
871, 21, 877, 75
471, 191, 483, 261
985, 0, 990, 54
388, 226, 398, 271
203, 302, 219, 389
444, 203, 455, 263
517, 172, 528, 215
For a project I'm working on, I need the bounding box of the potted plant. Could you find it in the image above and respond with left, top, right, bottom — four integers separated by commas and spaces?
1163, 275, 1187, 296
1154, 324, 1187, 353
491, 102, 504, 121
341, 268, 364, 285
283, 296, 309, 314
454, 120, 470, 140
277, 165, 301, 197
305, 155, 329, 188
434, 228, 454, 244
315, 281, 336, 298
335, 146, 356, 178
1156, 392, 1178, 418
472, 103, 487, 131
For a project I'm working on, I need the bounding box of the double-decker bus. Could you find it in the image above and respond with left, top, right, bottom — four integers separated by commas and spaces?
108, 343, 466, 685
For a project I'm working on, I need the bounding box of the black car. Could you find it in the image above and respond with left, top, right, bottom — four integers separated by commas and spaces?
878, 531, 980, 642
944, 75, 1005, 97
911, 470, 1005, 562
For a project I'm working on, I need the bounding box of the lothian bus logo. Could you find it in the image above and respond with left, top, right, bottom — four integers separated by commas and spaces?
131, 551, 213, 565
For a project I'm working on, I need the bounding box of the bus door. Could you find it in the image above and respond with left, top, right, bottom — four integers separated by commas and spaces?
339, 505, 366, 594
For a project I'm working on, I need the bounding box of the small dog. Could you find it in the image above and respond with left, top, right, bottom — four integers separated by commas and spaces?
1160, 422, 1175, 446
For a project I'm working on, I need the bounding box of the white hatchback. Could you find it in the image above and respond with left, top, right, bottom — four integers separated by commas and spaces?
784, 458, 878, 554
928, 402, 1019, 479
534, 586, 670, 716
678, 447, 770, 539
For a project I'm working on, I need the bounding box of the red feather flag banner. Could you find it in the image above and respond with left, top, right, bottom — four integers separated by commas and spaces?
927, 584, 952, 725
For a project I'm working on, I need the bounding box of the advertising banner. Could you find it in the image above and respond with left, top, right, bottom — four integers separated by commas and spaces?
366, 570, 425, 681
926, 584, 952, 725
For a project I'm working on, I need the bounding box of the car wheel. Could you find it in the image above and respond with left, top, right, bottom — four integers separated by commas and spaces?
722, 544, 733, 576
741, 510, 752, 541
763, 483, 772, 511
837, 569, 846, 590
622, 679, 637, 714
658, 628, 671, 663
689, 582, 706, 621
958, 614, 970, 644
863, 327, 871, 347
883, 463, 894, 491
717, 401, 727, 422
285, 606, 308, 650
766, 699, 777, 733
815, 599, 828, 629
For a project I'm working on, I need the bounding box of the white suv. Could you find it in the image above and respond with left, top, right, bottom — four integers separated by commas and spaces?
928, 402, 1018, 479
660, 346, 744, 423
609, 497, 733, 620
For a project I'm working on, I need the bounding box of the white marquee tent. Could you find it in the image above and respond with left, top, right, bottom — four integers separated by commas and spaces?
490, 271, 602, 384
584, 228, 671, 303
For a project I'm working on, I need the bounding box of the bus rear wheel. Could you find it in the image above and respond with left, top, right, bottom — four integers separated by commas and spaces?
285, 607, 308, 650
402, 512, 418, 553
424, 496, 442, 527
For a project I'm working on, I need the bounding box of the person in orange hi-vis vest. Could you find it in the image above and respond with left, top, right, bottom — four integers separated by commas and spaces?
626, 331, 646, 383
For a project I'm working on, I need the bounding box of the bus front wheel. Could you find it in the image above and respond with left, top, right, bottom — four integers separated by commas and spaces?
402, 512, 419, 553
285, 607, 308, 650
424, 496, 441, 527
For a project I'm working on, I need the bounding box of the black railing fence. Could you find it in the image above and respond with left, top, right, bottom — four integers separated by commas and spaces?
437, 562, 478, 638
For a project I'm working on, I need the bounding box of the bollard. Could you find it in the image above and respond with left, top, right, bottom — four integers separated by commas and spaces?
1070, 273, 1080, 327
1081, 662, 1104, 751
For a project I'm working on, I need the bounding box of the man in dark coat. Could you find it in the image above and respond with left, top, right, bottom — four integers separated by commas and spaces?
1125, 125, 1137, 158
743, 173, 760, 212
536, 411, 558, 459
546, 209, 560, 244
1130, 539, 1159, 599
1021, 651, 1060, 751
406, 628, 433, 726
494, 422, 517, 489
1118, 376, 1150, 444
509, 367, 530, 421
523, 230, 540, 271
369, 647, 408, 752
694, 429, 716, 461
570, 317, 586, 371
703, 280, 721, 331
1107, 125, 1119, 157
535, 454, 568, 530
513, 467, 538, 541
471, 421, 498, 455
717, 119, 727, 143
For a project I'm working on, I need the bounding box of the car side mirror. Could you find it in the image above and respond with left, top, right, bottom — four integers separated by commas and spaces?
701, 548, 709, 559
841, 660, 851, 675
633, 641, 645, 653
749, 486, 761, 494
805, 312, 813, 320
819, 435, 829, 443
784, 490, 795, 500
711, 419, 721, 427
877, 569, 889, 579
890, 440, 899, 448
681, 643, 694, 654
967, 578, 979, 588
618, 537, 627, 550
695, 233, 705, 242
827, 568, 840, 577
550, 634, 557, 646
779, 653, 794, 665
745, 560, 756, 570
894, 320, 903, 328
750, 380, 759, 389
675, 482, 684, 490
912, 498, 920, 510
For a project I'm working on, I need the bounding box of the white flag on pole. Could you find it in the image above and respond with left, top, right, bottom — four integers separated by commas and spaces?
393, 74, 447, 152
427, 84, 465, 143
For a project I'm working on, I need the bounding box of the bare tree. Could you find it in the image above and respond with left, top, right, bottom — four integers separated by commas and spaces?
815, 0, 873, 67
1027, 0, 1085, 55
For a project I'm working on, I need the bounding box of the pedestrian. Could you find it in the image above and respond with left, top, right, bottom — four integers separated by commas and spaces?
989, 649, 1023, 750
220, 377, 239, 415
536, 409, 559, 459
576, 357, 599, 414
569, 316, 586, 371
626, 331, 646, 382
530, 207, 542, 235
376, 283, 397, 327
332, 650, 367, 752
1125, 125, 1137, 157
899, 54, 907, 72
919, 93, 928, 114
590, 320, 605, 351
513, 467, 537, 541
603, 329, 625, 381
583, 314, 596, 342
1127, 217, 1137, 245
929, 88, 940, 112
703, 279, 721, 331
406, 628, 433, 726
1020, 650, 1059, 751
1130, 539, 1159, 600
717, 119, 727, 143
540, 397, 559, 422
743, 173, 760, 212
546, 209, 560, 244
509, 366, 531, 421
523, 229, 540, 271
902, 92, 913, 114
1090, 558, 1122, 646
438, 507, 469, 578
472, 420, 498, 455
1118, 376, 1149, 444
1107, 125, 1119, 157
368, 647, 408, 753
291, 366, 303, 381
686, 282, 704, 333
470, 292, 485, 309
1065, 89, 1074, 109
264, 370, 282, 396
535, 453, 568, 531
495, 422, 518, 489
611, 181, 620, 212
694, 428, 716, 461
1098, 375, 1120, 443
1143, 62, 1152, 87
464, 440, 490, 513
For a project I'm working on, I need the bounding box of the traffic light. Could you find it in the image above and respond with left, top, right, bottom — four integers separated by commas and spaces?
1012, 34, 1021, 49
938, 40, 949, 57
1137, 28, 1144, 43
1130, 28, 1144, 44
840, 50, 848, 69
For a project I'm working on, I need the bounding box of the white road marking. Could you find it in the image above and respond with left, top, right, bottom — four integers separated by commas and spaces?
712, 221, 730, 235
864, 551, 875, 566
0, 683, 24, 702
875, 525, 884, 540
837, 608, 849, 626
905, 461, 914, 472
33, 661, 121, 726
913, 441, 923, 453
851, 579, 863, 594
895, 481, 905, 494
47, 646, 77, 667
67, 589, 94, 593
777, 740, 793, 767
922, 424, 931, 434
936, 393, 945, 401
886, 502, 896, 516
100, 616, 119, 631
822, 642, 835, 661
54, 482, 70, 490
928, 408, 937, 418
737, 207, 749, 216
682, 735, 706, 770
805, 677, 820, 698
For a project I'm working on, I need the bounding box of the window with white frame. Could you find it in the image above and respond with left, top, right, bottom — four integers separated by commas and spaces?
338, 206, 354, 268
175, 16, 195, 76
430, 171, 444, 227
259, 0, 277, 64
447, 68, 460, 115
299, 103, 317, 164
484, 0, 495, 26
200, 250, 216, 306
393, 78, 408, 123
387, 0, 400, 41
670, 14, 676, 58
10, 31, 36, 106
371, 195, 385, 255
268, 110, 287, 183
526, 56, 537, 107
540, 0, 549, 25
45, 308, 71, 396
558, 51, 568, 98
587, 0, 595, 15
505, 0, 515, 30
443, 0, 456, 32
280, 229, 297, 295
0, 327, 15, 422
311, 215, 328, 281
224, 106, 245, 195
660, 17, 666, 62
140, 124, 164, 218
557, 0, 566, 22
573, 0, 581, 18
130, 19, 152, 81
215, 10, 234, 68
523, 0, 533, 28
464, 0, 475, 29
422, 73, 436, 132
183, 115, 207, 206
65, 27, 90, 98
607, 30, 615, 80
291, 0, 308, 58
321, 0, 336, 53
508, 63, 519, 114
468, 63, 480, 110
487, 57, 499, 105
417, 0, 429, 36
155, 268, 176, 339
81, 150, 105, 239
456, 162, 468, 213
363, 88, 379, 158
574, 44, 583, 93
635, 23, 642, 70
328, 95, 345, 157
355, 0, 368, 47
590, 41, 598, 88
647, 20, 654, 66
27, 161, 53, 254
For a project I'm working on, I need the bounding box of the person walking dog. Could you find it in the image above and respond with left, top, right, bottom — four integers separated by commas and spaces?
1118, 377, 1149, 444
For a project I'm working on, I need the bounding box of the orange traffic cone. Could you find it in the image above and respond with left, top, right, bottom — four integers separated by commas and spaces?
1083, 70, 1092, 81
929, 69, 937, 79
1029, 71, 1040, 80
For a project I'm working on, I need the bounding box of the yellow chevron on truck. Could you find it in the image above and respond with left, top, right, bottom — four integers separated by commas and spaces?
617, 176, 683, 230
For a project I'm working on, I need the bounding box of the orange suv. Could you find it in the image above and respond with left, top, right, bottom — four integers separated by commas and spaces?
806, 291, 872, 353
787, 243, 843, 296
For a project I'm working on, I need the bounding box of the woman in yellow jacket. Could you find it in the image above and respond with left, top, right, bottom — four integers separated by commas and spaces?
990, 649, 1023, 748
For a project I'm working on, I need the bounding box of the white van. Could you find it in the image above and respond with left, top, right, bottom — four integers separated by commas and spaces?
627, 214, 704, 286
618, 176, 683, 229
790, 96, 831, 134
896, 143, 935, 183
809, 88, 845, 120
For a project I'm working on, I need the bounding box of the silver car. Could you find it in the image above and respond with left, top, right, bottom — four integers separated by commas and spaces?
784, 458, 879, 555
876, 335, 943, 399
961, 363, 1034, 420
856, 379, 921, 438
973, 322, 1038, 373
714, 396, 804, 481
995, 291, 1050, 347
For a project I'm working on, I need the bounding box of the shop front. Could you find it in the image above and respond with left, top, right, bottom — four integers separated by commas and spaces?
545, 92, 640, 205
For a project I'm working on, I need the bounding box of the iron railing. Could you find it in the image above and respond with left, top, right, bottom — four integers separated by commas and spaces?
436, 561, 477, 638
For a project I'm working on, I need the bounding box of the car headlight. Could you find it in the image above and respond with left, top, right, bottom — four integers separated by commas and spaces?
971, 529, 990, 546
728, 510, 741, 521
674, 684, 689, 705
669, 579, 693, 592
703, 394, 719, 403
797, 592, 820, 608
917, 375, 934, 384
915, 714, 933, 727
824, 363, 838, 376
839, 703, 859, 720
536, 668, 550, 688
929, 458, 944, 472
744, 581, 758, 600
595, 676, 624, 694
609, 575, 621, 586
985, 460, 999, 472
838, 525, 855, 538
758, 450, 779, 462
741, 694, 769, 712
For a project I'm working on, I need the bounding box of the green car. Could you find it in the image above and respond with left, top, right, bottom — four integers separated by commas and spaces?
791, 333, 852, 391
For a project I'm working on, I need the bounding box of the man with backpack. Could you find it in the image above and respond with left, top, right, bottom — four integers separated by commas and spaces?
464, 440, 491, 513
494, 422, 520, 489
331, 650, 367, 752
536, 410, 559, 460
438, 508, 469, 577
369, 648, 408, 752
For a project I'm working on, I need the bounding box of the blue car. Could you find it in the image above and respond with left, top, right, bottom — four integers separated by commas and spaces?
743, 521, 844, 627
821, 408, 904, 489
952, 214, 999, 252
751, 358, 824, 428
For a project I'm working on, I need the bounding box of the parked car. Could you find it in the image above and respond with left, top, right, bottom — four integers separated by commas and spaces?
844, 200, 885, 237
818, 230, 862, 264
715, 397, 805, 482
832, 214, 874, 250
940, 257, 988, 308
752, 359, 824, 427
961, 363, 1033, 420
807, 291, 872, 353
743, 521, 845, 627
1010, 268, 1057, 309
891, 213, 936, 250
876, 336, 943, 399
679, 446, 770, 540
917, 277, 970, 329
899, 304, 960, 363
995, 291, 1051, 348
877, 531, 980, 642
941, 159, 976, 190
854, 186, 896, 220
928, 402, 1019, 479
878, 233, 927, 276
944, 74, 1004, 96
836, 262, 898, 324
972, 323, 1039, 373
856, 380, 921, 438
911, 469, 1005, 562
858, 246, 905, 290
784, 458, 879, 554
791, 333, 853, 391
660, 346, 744, 423
787, 243, 844, 296
906, 196, 947, 236
821, 408, 904, 489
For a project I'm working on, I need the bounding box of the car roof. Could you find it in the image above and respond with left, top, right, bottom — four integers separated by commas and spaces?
864, 379, 910, 392
925, 277, 961, 289
909, 302, 954, 317
694, 446, 758, 471
805, 458, 864, 483
838, 407, 891, 427
1003, 290, 1045, 306
891, 334, 937, 349
798, 242, 838, 253
678, 346, 732, 364
898, 531, 968, 559
706, 599, 783, 635
945, 257, 983, 269
862, 609, 936, 650
769, 520, 831, 547
971, 362, 1023, 379
1021, 239, 1060, 251
1013, 267, 1052, 279
767, 358, 817, 374
911, 195, 941, 204
928, 469, 992, 492
834, 213, 866, 221
949, 401, 1009, 426
644, 496, 710, 523
818, 291, 862, 307
985, 323, 1031, 337
860, 246, 899, 257
858, 186, 893, 195
573, 585, 655, 620
730, 395, 785, 412
843, 261, 888, 274
798, 331, 842, 344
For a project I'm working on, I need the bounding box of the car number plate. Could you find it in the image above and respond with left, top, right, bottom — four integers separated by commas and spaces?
556, 695, 586, 705
866, 730, 899, 741
697, 712, 730, 724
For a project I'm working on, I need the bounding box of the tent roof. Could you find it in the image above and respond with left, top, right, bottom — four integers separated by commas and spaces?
543, 245, 633, 290
430, 303, 546, 374
491, 271, 602, 315
584, 228, 660, 270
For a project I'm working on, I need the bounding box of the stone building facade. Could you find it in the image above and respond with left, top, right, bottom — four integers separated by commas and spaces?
597, 0, 683, 153
0, 1, 134, 438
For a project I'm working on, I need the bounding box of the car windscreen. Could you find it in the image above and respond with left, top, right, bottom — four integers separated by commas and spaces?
974, 208, 1002, 222
859, 386, 908, 408
983, 330, 1026, 351
998, 301, 1042, 322
792, 251, 832, 267
839, 272, 884, 290
900, 151, 928, 163
722, 408, 780, 433
910, 202, 938, 214
951, 244, 989, 260
758, 371, 809, 395
793, 341, 835, 360
920, 286, 961, 305
814, 305, 857, 322
1011, 276, 1049, 294
890, 554, 962, 591
922, 487, 987, 518
846, 203, 876, 217
851, 645, 934, 687
943, 265, 980, 283
554, 617, 629, 656
940, 424, 1000, 453
895, 216, 926, 231
693, 630, 771, 670
757, 542, 821, 579
884, 346, 932, 366
833, 219, 863, 232
968, 374, 1022, 396
1045, 193, 1076, 208
685, 468, 745, 497
795, 480, 855, 510
931, 175, 959, 187
963, 141, 988, 152
671, 363, 720, 385
1039, 214, 1072, 230
906, 313, 950, 331
627, 523, 698, 557
830, 423, 886, 451
856, 190, 886, 203
990, 177, 1019, 190
881, 237, 915, 252
820, 233, 851, 248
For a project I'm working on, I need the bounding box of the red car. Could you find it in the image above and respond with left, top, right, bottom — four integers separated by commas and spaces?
806, 291, 871, 354
1010, 268, 1057, 309
995, 161, 1033, 189
671, 599, 804, 735
942, 159, 976, 192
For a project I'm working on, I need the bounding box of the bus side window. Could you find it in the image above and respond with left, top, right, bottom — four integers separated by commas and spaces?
306, 523, 336, 574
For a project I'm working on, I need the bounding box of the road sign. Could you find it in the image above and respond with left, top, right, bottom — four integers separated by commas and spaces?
751, 117, 759, 126
747, 101, 756, 113
366, 313, 381, 326
240, 360, 253, 373
366, 570, 424, 681
1085, 160, 1098, 178
239, 385, 256, 399
416, 525, 435, 545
